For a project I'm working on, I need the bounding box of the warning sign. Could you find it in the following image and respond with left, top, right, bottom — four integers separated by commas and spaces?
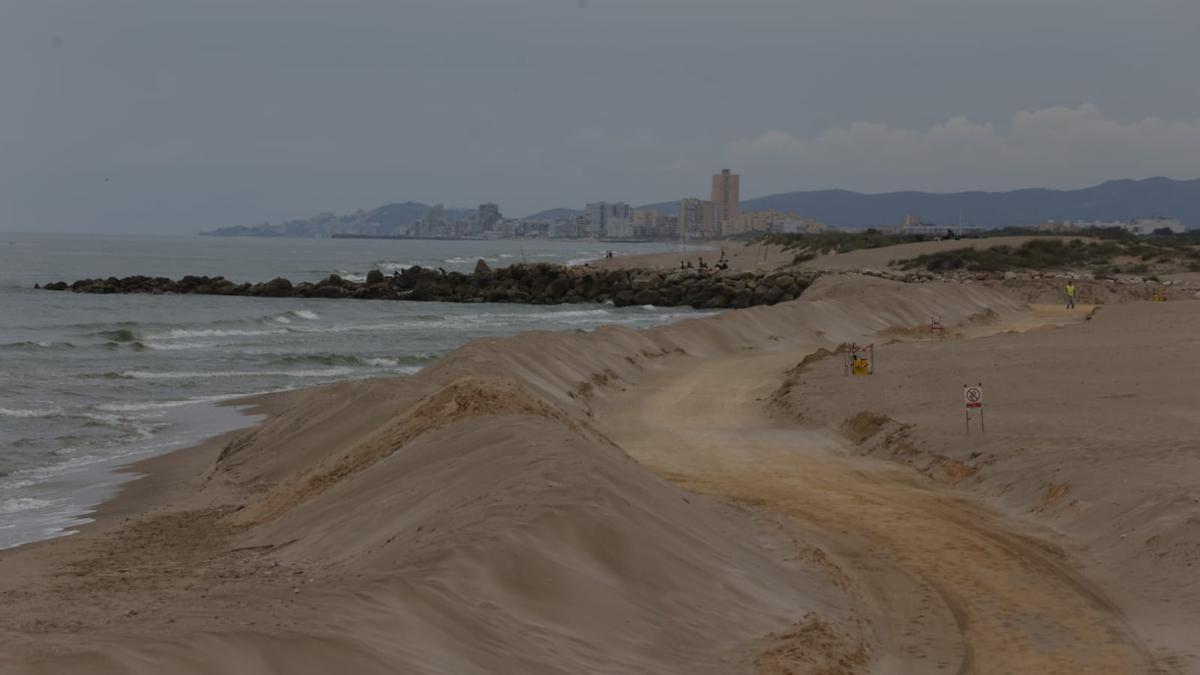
964, 385, 983, 409
842, 343, 874, 377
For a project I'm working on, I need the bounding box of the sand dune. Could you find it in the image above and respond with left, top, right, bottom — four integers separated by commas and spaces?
2, 275, 1195, 673
586, 236, 1057, 274
798, 236, 1057, 272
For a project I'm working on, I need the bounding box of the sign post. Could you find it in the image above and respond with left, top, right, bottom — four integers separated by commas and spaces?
964, 383, 984, 434
843, 343, 875, 376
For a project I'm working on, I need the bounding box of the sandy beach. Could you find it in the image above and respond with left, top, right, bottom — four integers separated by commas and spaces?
2, 274, 1197, 674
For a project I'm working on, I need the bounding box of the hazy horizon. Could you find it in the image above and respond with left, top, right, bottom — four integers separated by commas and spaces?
4, 1, 1199, 233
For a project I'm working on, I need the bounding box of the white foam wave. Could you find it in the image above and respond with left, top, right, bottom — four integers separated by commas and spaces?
94, 387, 303, 413
362, 357, 401, 367
272, 309, 321, 324
506, 309, 612, 320
2, 453, 112, 491
335, 271, 367, 283
155, 327, 290, 339
142, 341, 214, 351
0, 498, 53, 515
0, 406, 63, 419
114, 368, 360, 380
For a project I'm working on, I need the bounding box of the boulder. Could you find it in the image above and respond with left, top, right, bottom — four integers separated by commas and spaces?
258, 277, 295, 297
728, 290, 754, 308
613, 290, 636, 307
631, 273, 661, 291
474, 259, 492, 275
366, 269, 385, 285
546, 276, 573, 299
633, 289, 663, 306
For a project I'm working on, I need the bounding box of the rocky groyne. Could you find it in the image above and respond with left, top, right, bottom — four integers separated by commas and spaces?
40, 262, 814, 309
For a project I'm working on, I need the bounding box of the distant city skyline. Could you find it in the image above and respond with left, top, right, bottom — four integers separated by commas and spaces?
3, 1, 1200, 233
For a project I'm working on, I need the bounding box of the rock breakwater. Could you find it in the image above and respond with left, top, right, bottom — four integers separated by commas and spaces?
40, 262, 814, 309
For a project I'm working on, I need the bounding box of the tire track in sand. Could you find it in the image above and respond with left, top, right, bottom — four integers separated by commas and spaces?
600, 349, 1167, 674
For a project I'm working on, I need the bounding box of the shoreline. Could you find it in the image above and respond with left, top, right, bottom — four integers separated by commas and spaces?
2, 275, 1195, 673
0, 391, 281, 553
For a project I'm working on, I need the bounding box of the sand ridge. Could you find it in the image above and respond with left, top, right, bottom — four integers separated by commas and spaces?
1, 274, 1194, 673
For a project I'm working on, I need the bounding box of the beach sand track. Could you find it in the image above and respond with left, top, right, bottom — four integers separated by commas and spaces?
599, 345, 1169, 673
2, 275, 1189, 673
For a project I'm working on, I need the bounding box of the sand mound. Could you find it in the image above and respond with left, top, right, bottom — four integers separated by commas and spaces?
0, 275, 1053, 674
774, 298, 1200, 667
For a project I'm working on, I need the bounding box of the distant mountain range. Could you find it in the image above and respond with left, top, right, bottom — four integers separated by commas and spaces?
643, 177, 1199, 228
203, 177, 1197, 237
203, 202, 473, 238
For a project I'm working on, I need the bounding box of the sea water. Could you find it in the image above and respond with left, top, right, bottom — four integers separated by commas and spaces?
0, 233, 705, 549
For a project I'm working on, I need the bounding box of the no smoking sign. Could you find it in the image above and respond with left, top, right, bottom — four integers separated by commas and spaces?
964, 385, 983, 409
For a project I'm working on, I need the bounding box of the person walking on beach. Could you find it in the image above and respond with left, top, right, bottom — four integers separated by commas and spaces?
1065, 281, 1077, 309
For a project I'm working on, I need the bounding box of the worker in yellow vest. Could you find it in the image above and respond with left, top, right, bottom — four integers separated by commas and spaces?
1065, 281, 1077, 309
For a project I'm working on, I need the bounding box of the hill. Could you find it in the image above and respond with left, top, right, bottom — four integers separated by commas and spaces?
203, 202, 473, 237
643, 177, 1199, 228
204, 177, 1198, 237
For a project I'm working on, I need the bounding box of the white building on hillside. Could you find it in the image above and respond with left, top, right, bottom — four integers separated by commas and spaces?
1128, 217, 1185, 235
1062, 217, 1185, 235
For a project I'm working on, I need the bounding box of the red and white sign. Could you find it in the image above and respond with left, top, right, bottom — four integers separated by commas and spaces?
964, 385, 983, 409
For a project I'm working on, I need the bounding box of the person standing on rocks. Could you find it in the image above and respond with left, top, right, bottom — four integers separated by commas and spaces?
1065, 281, 1077, 309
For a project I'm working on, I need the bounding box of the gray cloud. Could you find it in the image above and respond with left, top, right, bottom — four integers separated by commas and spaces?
2, 0, 1198, 232
728, 105, 1200, 194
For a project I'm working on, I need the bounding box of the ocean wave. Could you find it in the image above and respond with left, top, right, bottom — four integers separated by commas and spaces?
102, 340, 148, 351
1, 453, 111, 491
141, 341, 213, 351
93, 367, 410, 381
280, 311, 608, 335
0, 406, 161, 436
515, 309, 612, 319
0, 340, 75, 351
268, 309, 321, 325
268, 353, 435, 368
334, 270, 368, 283
0, 406, 64, 419
152, 327, 291, 340
377, 262, 413, 272
0, 497, 53, 515
95, 392, 258, 413
97, 329, 139, 343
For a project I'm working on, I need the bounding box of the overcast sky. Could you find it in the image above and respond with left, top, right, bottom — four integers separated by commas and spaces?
3, 0, 1199, 233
